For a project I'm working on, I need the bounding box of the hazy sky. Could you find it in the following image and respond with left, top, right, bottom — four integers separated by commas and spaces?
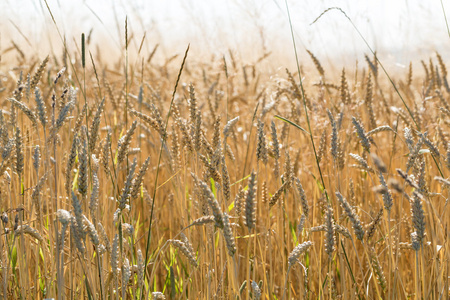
1, 0, 450, 68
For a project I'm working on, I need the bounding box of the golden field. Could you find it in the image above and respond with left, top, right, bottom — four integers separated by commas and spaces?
0, 6, 449, 300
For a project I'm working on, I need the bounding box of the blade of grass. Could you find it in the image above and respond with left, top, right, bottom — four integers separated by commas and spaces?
310, 7, 418, 130
241, 102, 259, 178
284, 0, 329, 202
310, 7, 445, 179
440, 0, 450, 40
341, 240, 362, 300
274, 115, 309, 136
141, 44, 190, 299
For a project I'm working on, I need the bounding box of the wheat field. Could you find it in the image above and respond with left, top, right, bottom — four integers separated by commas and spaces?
0, 3, 449, 300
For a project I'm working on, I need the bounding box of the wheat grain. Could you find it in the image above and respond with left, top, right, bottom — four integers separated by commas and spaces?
352, 116, 371, 153
83, 215, 100, 246
410, 191, 426, 245
117, 120, 137, 165
152, 292, 165, 300
366, 208, 383, 241
30, 56, 49, 90
288, 241, 312, 267
15, 127, 23, 175
88, 98, 105, 152
324, 206, 335, 259
8, 98, 38, 128
368, 247, 387, 293
127, 151, 147, 187
336, 192, 365, 241
269, 180, 287, 208
77, 128, 89, 197
111, 234, 119, 276
244, 171, 257, 232
256, 119, 268, 165
118, 158, 137, 210
221, 213, 236, 256
14, 225, 43, 242
169, 239, 198, 267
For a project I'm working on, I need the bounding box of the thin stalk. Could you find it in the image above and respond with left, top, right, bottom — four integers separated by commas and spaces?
125, 17, 128, 130
311, 7, 418, 129
246, 235, 251, 299
284, 0, 329, 202
1, 232, 6, 299
80, 34, 92, 182
440, 0, 450, 40
124, 17, 130, 176
282, 265, 292, 300
362, 242, 382, 299
341, 240, 363, 300
17, 175, 27, 299
349, 238, 364, 291
415, 250, 421, 299
387, 210, 393, 300
242, 102, 259, 179
223, 55, 229, 121
141, 44, 190, 299
420, 245, 426, 299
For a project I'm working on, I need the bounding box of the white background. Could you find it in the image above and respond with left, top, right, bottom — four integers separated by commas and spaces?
1, 0, 449, 71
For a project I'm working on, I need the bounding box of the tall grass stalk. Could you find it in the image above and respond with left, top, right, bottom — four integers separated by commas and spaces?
141, 44, 190, 299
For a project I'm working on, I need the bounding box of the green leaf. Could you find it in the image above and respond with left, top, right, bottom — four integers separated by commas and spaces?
289, 221, 297, 245
239, 280, 247, 294
310, 173, 324, 192
215, 231, 220, 248
170, 266, 176, 298
210, 178, 217, 198
85, 276, 93, 300
231, 173, 251, 186
39, 247, 44, 263
228, 201, 235, 212
72, 170, 79, 192
274, 115, 310, 135
39, 266, 45, 295
11, 245, 17, 270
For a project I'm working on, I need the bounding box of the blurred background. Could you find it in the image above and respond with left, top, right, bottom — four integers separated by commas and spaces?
1, 0, 449, 72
